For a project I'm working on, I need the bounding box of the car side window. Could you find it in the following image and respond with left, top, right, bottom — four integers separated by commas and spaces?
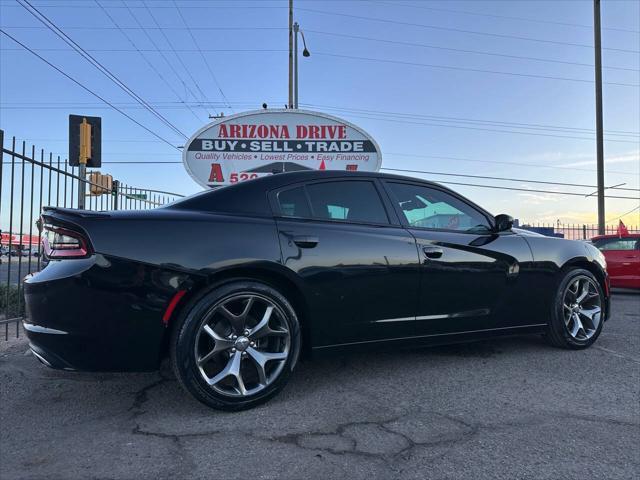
593, 239, 638, 251
387, 182, 492, 232
277, 186, 311, 218
305, 181, 390, 224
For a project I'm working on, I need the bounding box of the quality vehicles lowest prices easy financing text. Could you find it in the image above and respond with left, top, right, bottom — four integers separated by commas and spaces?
24, 171, 610, 410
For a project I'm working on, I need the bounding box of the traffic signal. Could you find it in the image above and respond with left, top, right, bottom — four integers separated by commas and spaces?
87, 172, 113, 195
69, 115, 102, 167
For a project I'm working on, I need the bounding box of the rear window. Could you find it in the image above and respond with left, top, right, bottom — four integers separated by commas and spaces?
277, 181, 389, 224
592, 238, 639, 251
306, 181, 389, 224
277, 187, 311, 218
166, 183, 271, 216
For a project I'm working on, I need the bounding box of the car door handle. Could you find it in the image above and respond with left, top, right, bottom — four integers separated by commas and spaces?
422, 246, 444, 259
293, 236, 319, 248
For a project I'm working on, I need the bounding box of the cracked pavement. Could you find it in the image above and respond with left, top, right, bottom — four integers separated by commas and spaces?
1, 293, 639, 480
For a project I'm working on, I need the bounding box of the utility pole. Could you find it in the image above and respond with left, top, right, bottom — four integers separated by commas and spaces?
293, 22, 299, 108
593, 0, 605, 234
288, 0, 294, 108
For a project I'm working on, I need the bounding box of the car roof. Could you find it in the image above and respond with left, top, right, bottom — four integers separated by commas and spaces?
592, 233, 640, 240
169, 170, 463, 216
232, 170, 443, 189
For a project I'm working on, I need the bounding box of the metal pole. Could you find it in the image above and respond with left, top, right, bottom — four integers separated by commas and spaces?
593, 0, 605, 234
293, 22, 299, 108
78, 164, 86, 209
288, 0, 294, 108
112, 180, 119, 210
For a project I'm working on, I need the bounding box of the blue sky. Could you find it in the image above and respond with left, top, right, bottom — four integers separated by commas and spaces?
1, 0, 638, 225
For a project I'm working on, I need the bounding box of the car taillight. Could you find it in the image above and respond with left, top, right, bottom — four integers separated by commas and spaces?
42, 224, 91, 259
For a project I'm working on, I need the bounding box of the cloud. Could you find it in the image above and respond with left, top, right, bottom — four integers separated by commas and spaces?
558, 151, 640, 169
522, 151, 592, 163
517, 192, 559, 205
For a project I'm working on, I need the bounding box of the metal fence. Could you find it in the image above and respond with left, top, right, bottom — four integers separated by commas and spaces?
517, 222, 639, 240
1, 129, 638, 341
0, 130, 184, 340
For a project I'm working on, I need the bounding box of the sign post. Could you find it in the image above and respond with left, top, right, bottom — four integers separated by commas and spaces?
182, 109, 382, 189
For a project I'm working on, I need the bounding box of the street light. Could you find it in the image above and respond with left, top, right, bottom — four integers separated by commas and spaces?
293, 22, 310, 108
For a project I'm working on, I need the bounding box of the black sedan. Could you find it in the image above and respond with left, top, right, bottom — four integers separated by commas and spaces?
24, 171, 610, 410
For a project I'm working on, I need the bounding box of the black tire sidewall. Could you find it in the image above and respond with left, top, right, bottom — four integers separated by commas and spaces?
171, 280, 301, 411
550, 268, 604, 349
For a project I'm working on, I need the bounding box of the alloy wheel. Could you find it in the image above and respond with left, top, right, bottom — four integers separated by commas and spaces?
562, 275, 602, 341
194, 293, 291, 397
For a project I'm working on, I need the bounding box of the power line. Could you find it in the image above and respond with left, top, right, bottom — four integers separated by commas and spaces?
81, 160, 639, 200
11, 155, 637, 187
297, 8, 640, 54
305, 30, 640, 73
172, 0, 233, 112
5, 99, 638, 139
379, 167, 640, 192
605, 206, 640, 223
303, 103, 640, 139
0, 25, 288, 31
87, 159, 640, 192
384, 152, 639, 177
375, 1, 640, 34
17, 0, 189, 139
2, 0, 638, 35
93, 0, 202, 123
5, 38, 638, 76
308, 106, 640, 144
56, 157, 638, 191
0, 47, 287, 53
4, 32, 637, 73
7, 99, 637, 143
0, 29, 180, 150
313, 52, 640, 88
141, 0, 220, 112
380, 169, 638, 200
121, 1, 211, 118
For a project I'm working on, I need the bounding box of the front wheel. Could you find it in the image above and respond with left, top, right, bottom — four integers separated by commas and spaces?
170, 280, 301, 411
546, 269, 605, 349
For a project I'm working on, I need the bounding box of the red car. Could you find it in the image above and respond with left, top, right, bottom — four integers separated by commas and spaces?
591, 234, 640, 289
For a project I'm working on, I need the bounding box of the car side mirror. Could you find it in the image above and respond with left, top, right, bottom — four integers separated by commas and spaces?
494, 214, 514, 232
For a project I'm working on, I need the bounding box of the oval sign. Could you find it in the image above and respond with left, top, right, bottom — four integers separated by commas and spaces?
182, 109, 382, 188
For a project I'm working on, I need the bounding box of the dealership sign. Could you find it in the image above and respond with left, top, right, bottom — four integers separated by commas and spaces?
182, 109, 382, 188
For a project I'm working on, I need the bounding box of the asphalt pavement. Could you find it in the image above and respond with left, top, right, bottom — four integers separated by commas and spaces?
1, 293, 638, 480
0, 256, 42, 286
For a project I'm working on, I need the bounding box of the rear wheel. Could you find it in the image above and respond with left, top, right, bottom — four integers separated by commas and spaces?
171, 280, 301, 410
546, 269, 604, 349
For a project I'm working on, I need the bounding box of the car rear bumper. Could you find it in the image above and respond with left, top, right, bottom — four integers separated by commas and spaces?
23, 254, 189, 372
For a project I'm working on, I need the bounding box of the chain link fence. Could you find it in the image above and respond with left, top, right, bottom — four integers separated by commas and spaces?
0, 130, 184, 340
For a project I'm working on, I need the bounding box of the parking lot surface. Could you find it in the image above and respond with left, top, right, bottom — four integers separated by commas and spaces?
0, 255, 41, 286
1, 293, 638, 480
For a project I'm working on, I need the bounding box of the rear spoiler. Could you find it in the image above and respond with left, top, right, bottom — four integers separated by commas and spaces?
41, 207, 111, 219
38, 207, 107, 240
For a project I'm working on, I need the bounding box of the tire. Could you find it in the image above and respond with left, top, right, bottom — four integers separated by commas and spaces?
170, 280, 301, 411
546, 268, 605, 349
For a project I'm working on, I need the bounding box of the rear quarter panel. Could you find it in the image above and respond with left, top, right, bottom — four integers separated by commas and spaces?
519, 235, 610, 320
80, 210, 283, 274
30, 209, 287, 370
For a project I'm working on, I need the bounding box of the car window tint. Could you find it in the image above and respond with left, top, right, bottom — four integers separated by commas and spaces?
388, 182, 491, 232
593, 238, 638, 251
306, 181, 389, 224
277, 186, 311, 218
